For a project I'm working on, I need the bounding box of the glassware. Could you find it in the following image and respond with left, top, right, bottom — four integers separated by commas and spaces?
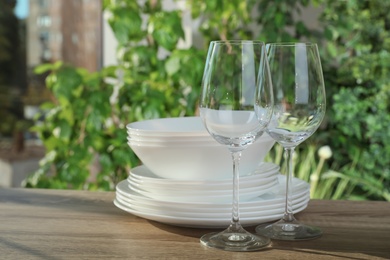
255, 42, 326, 240
199, 40, 273, 251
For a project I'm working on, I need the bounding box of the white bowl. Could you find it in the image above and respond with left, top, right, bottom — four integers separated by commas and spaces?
127, 138, 219, 146
127, 117, 275, 180
126, 117, 209, 137
128, 138, 275, 180
127, 134, 213, 142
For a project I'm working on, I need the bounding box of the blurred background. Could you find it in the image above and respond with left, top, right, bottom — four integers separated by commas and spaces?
0, 0, 389, 201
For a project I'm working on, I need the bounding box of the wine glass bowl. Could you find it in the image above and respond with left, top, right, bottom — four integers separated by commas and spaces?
199, 40, 273, 251
200, 110, 264, 149
255, 42, 326, 240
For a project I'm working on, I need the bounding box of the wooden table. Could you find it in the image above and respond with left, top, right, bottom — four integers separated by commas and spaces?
0, 188, 389, 259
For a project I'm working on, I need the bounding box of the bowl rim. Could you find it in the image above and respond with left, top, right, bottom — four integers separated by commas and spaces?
127, 136, 275, 147
126, 116, 205, 134
127, 141, 223, 148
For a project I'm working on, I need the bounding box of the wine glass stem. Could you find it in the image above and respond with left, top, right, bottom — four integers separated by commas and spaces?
231, 151, 242, 230
283, 147, 295, 222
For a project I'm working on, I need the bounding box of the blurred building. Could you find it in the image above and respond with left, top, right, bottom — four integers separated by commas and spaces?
27, 0, 102, 72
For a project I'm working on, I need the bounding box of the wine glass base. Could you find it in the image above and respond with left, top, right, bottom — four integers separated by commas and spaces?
255, 219, 322, 241
200, 227, 271, 252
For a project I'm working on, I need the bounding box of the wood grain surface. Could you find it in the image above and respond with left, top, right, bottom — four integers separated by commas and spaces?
0, 188, 389, 259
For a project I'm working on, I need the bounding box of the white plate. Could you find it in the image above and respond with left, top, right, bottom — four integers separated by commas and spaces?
128, 169, 278, 192
113, 198, 309, 228
115, 190, 309, 216
115, 189, 306, 214
115, 186, 308, 214
127, 178, 279, 203
115, 194, 309, 219
129, 163, 279, 187
128, 177, 278, 197
116, 175, 308, 209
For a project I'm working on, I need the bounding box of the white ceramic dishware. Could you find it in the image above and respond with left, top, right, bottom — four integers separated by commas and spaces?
127, 128, 275, 180
115, 194, 309, 220
126, 116, 208, 137
114, 174, 310, 228
127, 178, 278, 203
127, 163, 279, 190
116, 174, 309, 210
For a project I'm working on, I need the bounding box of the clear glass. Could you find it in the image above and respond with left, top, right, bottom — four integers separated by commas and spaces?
255, 42, 326, 240
199, 40, 273, 251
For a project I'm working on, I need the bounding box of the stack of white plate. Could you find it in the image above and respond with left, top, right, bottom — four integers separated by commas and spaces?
114, 162, 311, 228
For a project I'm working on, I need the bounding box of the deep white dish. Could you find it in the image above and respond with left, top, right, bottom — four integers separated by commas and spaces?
126, 117, 275, 180
126, 117, 208, 137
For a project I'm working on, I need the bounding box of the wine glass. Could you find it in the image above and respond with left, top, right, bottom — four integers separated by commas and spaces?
255, 42, 326, 240
199, 40, 273, 251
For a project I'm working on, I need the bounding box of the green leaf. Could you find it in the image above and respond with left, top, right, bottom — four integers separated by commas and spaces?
58, 120, 72, 143
274, 13, 285, 28
109, 7, 143, 44
34, 63, 54, 74
327, 42, 338, 58
149, 11, 185, 51
165, 55, 181, 76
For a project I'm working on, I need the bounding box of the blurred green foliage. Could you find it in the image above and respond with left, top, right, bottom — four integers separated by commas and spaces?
26, 0, 390, 201
316, 0, 390, 201
26, 0, 205, 190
